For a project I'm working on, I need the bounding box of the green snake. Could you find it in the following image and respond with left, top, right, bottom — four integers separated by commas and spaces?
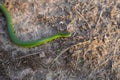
0, 4, 71, 48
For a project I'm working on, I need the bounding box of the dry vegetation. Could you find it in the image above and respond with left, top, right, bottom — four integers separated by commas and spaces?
0, 0, 120, 80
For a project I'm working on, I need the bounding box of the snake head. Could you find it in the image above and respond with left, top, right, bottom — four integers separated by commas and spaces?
58, 32, 71, 37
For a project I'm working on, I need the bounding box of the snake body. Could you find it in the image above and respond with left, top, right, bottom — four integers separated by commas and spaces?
0, 4, 71, 48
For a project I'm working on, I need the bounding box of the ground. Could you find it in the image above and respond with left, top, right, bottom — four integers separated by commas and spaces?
0, 0, 120, 80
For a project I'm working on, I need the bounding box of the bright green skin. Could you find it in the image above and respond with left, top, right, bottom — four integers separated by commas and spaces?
0, 4, 71, 48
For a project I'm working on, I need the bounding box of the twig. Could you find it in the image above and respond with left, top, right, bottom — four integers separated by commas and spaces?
95, 9, 103, 28
50, 47, 70, 65
50, 40, 90, 66
76, 11, 91, 29
16, 52, 40, 59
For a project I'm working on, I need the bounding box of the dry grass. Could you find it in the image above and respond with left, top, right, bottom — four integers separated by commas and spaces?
0, 0, 120, 80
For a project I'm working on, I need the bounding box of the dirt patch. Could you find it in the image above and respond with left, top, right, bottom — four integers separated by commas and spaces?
0, 0, 120, 80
